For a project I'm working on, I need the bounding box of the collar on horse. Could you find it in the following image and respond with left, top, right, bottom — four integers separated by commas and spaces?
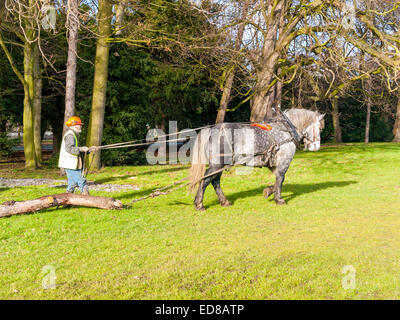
277, 109, 301, 145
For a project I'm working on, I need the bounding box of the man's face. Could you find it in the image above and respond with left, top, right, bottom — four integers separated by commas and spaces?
73, 124, 82, 133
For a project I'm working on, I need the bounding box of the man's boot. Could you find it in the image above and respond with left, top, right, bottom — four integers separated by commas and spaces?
81, 186, 90, 196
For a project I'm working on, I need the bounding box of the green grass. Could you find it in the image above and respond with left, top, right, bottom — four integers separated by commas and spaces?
1, 143, 400, 299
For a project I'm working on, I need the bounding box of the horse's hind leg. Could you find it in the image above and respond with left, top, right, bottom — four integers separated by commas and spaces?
194, 166, 221, 211
211, 172, 231, 207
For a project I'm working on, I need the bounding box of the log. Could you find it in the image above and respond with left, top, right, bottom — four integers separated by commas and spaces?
0, 193, 123, 218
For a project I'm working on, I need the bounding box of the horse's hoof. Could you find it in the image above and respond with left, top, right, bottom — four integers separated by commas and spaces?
275, 199, 286, 205
263, 187, 274, 199
195, 204, 206, 211
221, 200, 231, 207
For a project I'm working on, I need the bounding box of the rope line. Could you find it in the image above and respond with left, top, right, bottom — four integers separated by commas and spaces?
95, 120, 289, 151
85, 117, 297, 205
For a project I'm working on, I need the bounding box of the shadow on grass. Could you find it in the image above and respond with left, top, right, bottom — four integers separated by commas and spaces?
93, 166, 188, 184
131, 180, 357, 210
116, 180, 357, 209
111, 186, 172, 200
211, 180, 358, 208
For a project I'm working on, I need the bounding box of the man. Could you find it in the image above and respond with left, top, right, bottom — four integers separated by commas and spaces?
58, 116, 98, 195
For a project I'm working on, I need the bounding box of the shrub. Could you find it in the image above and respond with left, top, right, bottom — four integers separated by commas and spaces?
0, 133, 19, 158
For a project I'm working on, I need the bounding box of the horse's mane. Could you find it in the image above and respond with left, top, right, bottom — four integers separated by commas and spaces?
284, 108, 324, 131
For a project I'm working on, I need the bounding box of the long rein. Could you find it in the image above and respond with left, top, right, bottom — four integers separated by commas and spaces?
82, 117, 301, 202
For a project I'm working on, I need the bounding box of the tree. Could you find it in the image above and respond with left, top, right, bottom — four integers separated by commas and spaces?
215, 0, 250, 124
63, 0, 80, 137
86, 0, 113, 169
0, 0, 41, 168
33, 42, 42, 163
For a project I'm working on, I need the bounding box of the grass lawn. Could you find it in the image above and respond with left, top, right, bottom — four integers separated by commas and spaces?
1, 142, 400, 299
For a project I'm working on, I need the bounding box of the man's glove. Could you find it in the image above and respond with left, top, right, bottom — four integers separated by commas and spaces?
79, 146, 90, 153
89, 146, 100, 153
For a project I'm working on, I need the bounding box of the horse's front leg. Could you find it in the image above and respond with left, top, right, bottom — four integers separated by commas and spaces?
268, 144, 295, 205
273, 172, 286, 205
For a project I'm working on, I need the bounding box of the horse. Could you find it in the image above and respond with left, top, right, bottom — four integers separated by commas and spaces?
189, 108, 325, 211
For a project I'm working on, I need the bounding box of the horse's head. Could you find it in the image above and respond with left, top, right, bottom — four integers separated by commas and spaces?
284, 109, 325, 152
301, 113, 325, 151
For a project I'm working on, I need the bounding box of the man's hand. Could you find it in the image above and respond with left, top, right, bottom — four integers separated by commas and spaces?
79, 146, 90, 153
89, 146, 100, 153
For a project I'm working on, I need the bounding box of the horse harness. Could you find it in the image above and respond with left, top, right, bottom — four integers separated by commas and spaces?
218, 113, 301, 168
251, 114, 301, 167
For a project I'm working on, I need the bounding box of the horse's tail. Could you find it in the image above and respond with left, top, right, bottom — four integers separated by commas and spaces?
189, 128, 210, 193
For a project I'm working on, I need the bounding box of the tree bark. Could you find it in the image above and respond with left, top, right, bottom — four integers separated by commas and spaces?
23, 34, 37, 169
332, 97, 342, 143
115, 0, 125, 36
52, 129, 60, 156
250, 59, 278, 121
0, 31, 35, 168
86, 0, 113, 169
215, 0, 250, 124
392, 93, 400, 142
33, 43, 42, 164
250, 2, 283, 122
364, 79, 371, 143
63, 0, 80, 136
0, 193, 123, 218
365, 101, 371, 143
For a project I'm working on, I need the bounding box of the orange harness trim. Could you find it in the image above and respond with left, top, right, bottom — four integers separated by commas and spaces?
251, 123, 272, 131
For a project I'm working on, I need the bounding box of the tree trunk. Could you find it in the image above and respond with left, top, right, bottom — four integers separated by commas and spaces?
332, 97, 342, 143
23, 36, 37, 169
63, 0, 80, 136
115, 0, 125, 36
392, 93, 400, 142
33, 43, 42, 164
364, 102, 371, 143
250, 15, 281, 122
364, 83, 371, 143
216, 70, 235, 124
274, 74, 283, 111
52, 129, 60, 156
86, 0, 113, 170
250, 60, 278, 121
0, 193, 123, 218
250, 0, 287, 122
0, 31, 36, 168
215, 0, 250, 124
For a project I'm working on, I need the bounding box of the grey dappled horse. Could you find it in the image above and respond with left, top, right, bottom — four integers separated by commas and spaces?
189, 108, 325, 211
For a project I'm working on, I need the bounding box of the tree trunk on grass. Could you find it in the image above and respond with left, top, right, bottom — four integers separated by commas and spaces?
0, 193, 123, 218
365, 93, 371, 143
23, 35, 37, 169
392, 93, 400, 142
86, 0, 113, 170
0, 3, 38, 169
33, 43, 42, 164
332, 97, 342, 143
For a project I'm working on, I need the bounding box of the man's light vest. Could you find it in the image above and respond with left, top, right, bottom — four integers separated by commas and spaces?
58, 130, 79, 169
